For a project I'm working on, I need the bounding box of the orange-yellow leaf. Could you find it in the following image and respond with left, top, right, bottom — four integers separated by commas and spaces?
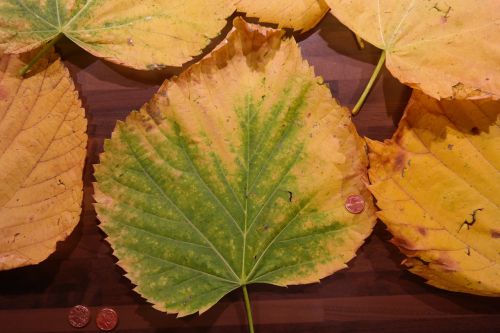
237, 0, 329, 32
326, 0, 500, 99
0, 50, 87, 270
0, 0, 236, 69
368, 91, 499, 296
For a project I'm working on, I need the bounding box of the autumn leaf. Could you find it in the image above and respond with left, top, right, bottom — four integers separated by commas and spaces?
94, 18, 376, 317
236, 0, 329, 32
325, 0, 500, 99
0, 49, 87, 270
0, 0, 236, 69
368, 90, 500, 296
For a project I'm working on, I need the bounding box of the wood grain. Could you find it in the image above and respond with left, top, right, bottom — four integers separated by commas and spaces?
0, 13, 498, 333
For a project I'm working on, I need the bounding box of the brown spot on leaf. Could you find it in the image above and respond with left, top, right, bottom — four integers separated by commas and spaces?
491, 230, 500, 238
146, 103, 164, 124
393, 124, 406, 145
394, 151, 407, 173
391, 236, 416, 250
11, 233, 20, 244
417, 227, 427, 236
470, 127, 480, 135
459, 208, 483, 232
451, 82, 483, 99
435, 252, 459, 271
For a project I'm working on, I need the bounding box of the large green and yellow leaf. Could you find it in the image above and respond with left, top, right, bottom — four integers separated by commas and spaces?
94, 18, 376, 316
325, 0, 500, 99
0, 0, 236, 69
0, 49, 87, 270
236, 0, 329, 32
368, 90, 499, 296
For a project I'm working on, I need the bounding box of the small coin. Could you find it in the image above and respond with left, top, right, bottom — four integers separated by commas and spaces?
345, 194, 365, 214
68, 305, 90, 328
96, 307, 118, 331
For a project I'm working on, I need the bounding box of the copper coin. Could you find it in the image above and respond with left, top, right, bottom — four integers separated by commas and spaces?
96, 308, 118, 331
345, 194, 365, 214
68, 305, 90, 328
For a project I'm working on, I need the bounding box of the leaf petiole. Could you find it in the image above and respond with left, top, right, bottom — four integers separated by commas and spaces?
242, 285, 255, 333
352, 50, 386, 116
354, 33, 365, 49
19, 34, 63, 76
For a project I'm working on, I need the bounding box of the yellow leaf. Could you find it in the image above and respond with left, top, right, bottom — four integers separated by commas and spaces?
237, 0, 329, 32
94, 18, 376, 316
325, 0, 500, 99
368, 90, 500, 296
0, 0, 236, 69
0, 49, 87, 270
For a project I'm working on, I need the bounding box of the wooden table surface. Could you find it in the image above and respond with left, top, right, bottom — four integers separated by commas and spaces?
0, 14, 499, 333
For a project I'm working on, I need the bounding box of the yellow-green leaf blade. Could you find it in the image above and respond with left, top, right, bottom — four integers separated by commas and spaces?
94, 18, 375, 316
368, 91, 500, 296
326, 0, 500, 99
0, 0, 236, 68
236, 0, 329, 32
0, 49, 87, 270
0, 0, 59, 53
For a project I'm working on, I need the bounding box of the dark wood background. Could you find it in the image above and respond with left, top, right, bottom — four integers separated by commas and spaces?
1, 14, 499, 333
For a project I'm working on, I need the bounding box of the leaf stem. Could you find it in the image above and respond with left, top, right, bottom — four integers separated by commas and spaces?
352, 50, 386, 116
242, 285, 255, 333
19, 34, 63, 76
354, 33, 365, 49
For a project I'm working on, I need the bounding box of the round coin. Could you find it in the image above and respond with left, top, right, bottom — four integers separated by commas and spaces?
96, 308, 118, 331
345, 194, 365, 214
68, 305, 90, 328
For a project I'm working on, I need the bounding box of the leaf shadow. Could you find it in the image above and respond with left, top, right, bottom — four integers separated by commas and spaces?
382, 72, 412, 126
56, 13, 238, 88
371, 221, 500, 316
318, 14, 381, 64
0, 213, 83, 308
131, 288, 243, 333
